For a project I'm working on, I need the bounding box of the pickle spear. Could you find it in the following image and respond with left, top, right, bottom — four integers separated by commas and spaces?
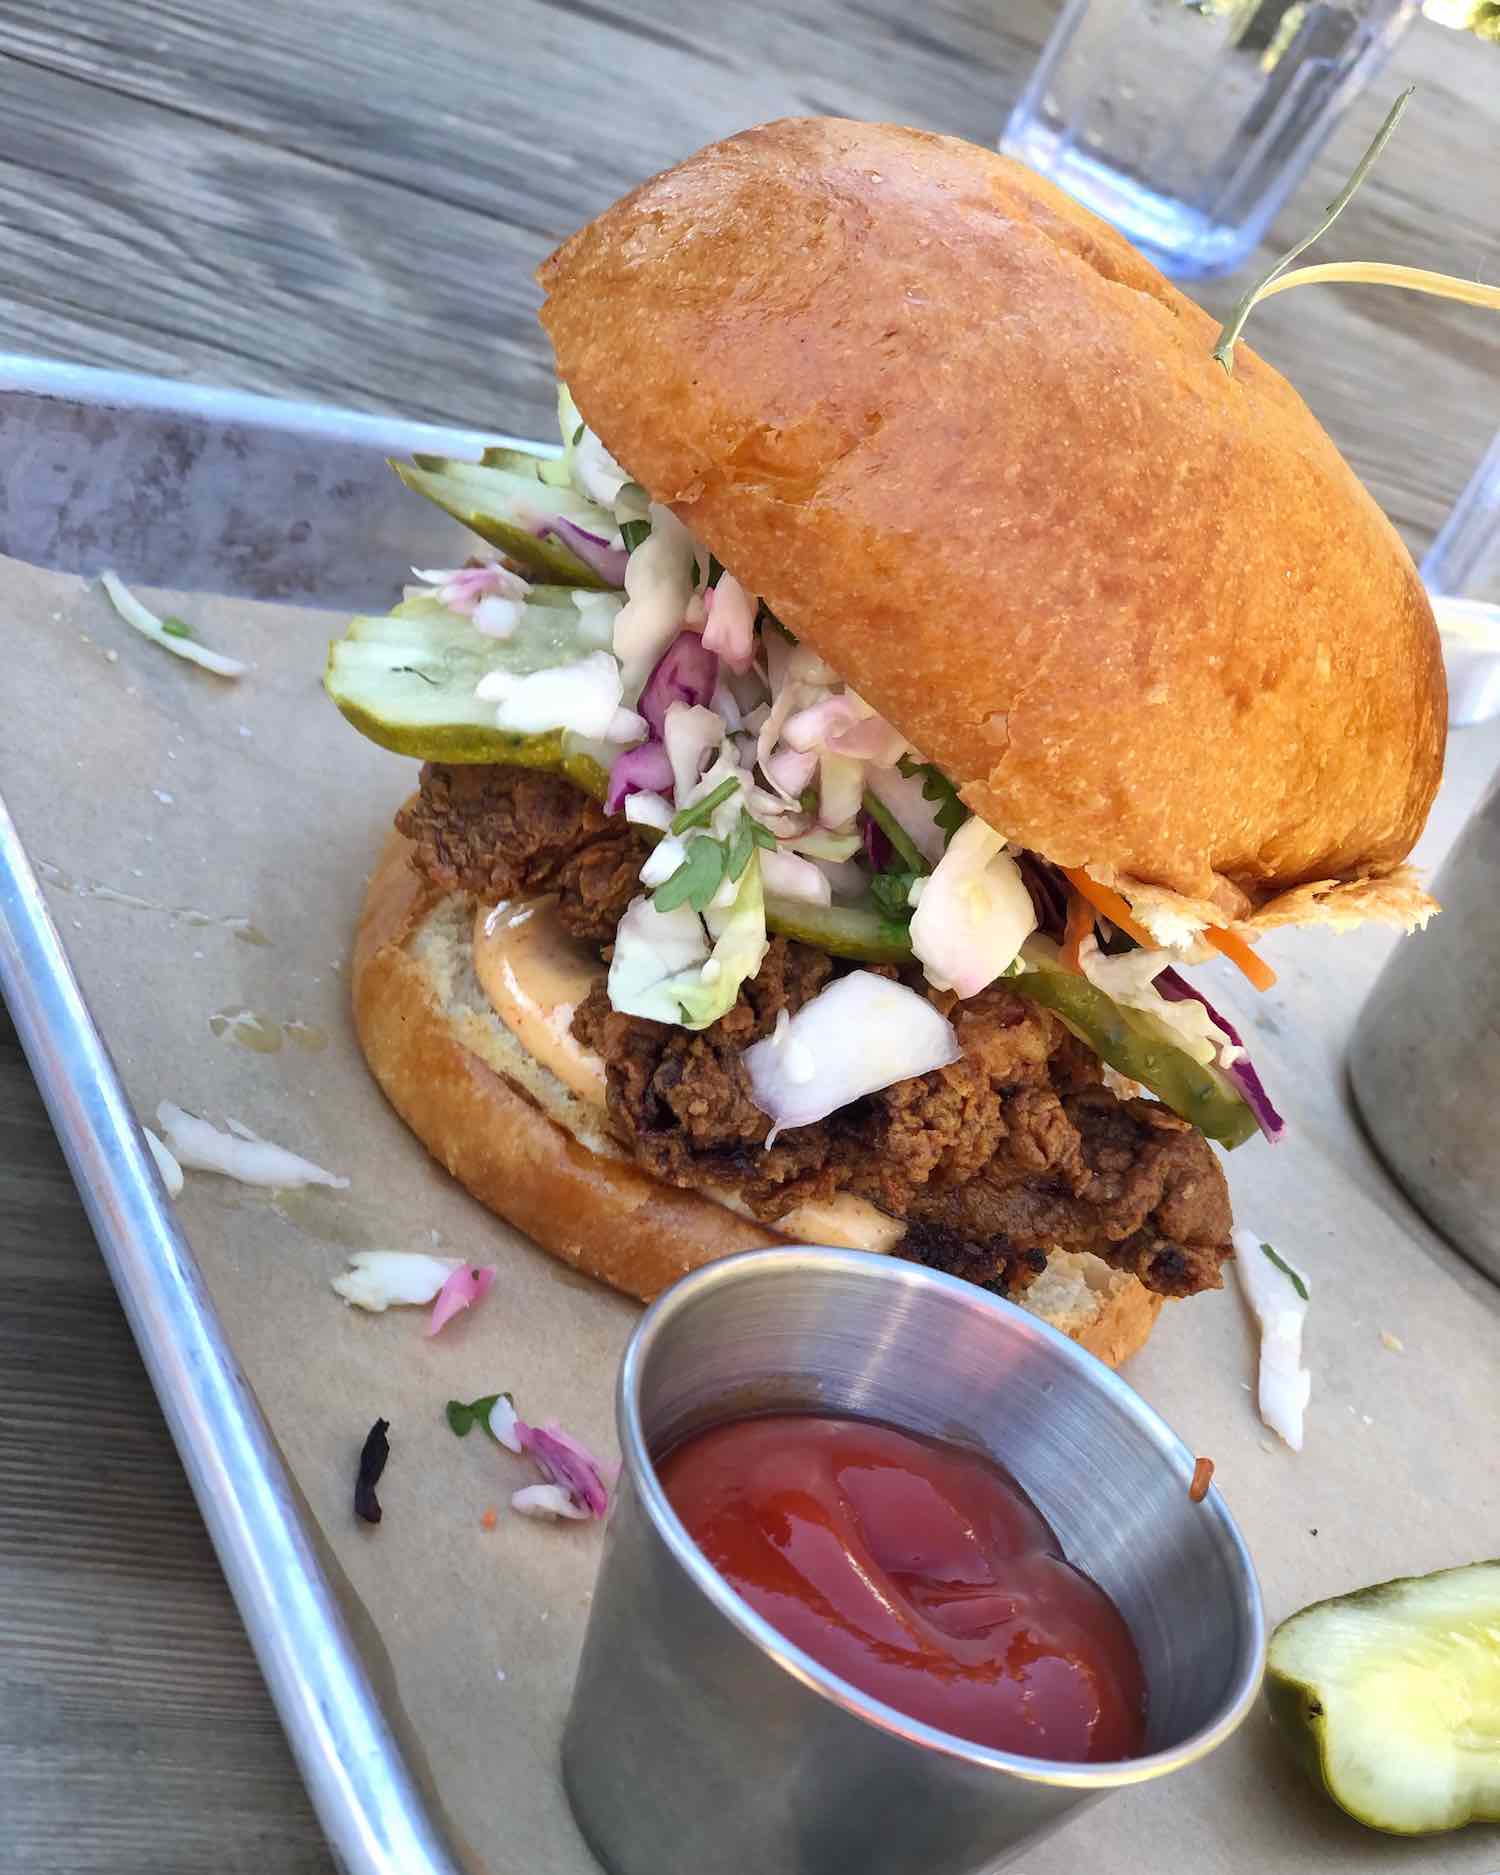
1267, 1561, 1500, 1835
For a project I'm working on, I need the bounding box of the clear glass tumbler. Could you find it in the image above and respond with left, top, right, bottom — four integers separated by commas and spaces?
1002, 0, 1419, 279
1420, 427, 1500, 726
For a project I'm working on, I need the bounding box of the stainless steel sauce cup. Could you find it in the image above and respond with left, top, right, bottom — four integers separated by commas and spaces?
562, 1248, 1265, 1875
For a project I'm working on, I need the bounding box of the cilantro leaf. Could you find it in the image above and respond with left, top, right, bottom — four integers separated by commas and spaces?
160, 616, 196, 640
870, 870, 920, 923
652, 836, 726, 914
748, 818, 776, 851
1260, 1242, 1308, 1301
897, 756, 967, 843
445, 1391, 511, 1438
571, 422, 585, 446
670, 776, 740, 835
725, 813, 755, 882
620, 518, 650, 553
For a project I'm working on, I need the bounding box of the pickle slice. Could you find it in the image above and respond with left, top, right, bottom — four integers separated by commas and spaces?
1012, 957, 1258, 1149
1267, 1562, 1500, 1835
763, 896, 914, 964
393, 457, 615, 586
476, 443, 573, 488
323, 594, 607, 792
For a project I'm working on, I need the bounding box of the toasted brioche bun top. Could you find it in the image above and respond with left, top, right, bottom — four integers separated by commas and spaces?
538, 117, 1444, 924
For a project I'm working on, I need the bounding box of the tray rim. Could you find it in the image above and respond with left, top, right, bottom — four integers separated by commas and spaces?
0, 354, 505, 1875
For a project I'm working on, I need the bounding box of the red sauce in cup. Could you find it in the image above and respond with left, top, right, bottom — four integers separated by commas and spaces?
658, 1414, 1146, 1761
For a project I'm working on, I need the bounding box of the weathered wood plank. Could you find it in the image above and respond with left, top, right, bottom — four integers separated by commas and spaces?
0, 5, 1493, 536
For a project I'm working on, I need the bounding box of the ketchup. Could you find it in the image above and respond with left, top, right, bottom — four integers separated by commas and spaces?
658, 1414, 1146, 1761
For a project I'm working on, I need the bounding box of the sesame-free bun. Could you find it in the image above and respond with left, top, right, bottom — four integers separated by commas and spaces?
539, 117, 1445, 927
352, 827, 1161, 1364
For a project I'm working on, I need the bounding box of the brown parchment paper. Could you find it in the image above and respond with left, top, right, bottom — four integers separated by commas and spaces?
4, 554, 1500, 1875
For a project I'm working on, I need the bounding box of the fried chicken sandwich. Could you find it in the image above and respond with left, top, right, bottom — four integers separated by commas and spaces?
326, 118, 1444, 1365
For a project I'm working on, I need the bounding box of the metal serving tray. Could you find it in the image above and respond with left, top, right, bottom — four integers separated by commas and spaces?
0, 355, 537, 1875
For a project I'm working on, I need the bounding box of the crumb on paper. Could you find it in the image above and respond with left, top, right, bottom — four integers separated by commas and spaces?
495, 1669, 507, 1683
238, 724, 253, 738
1362, 1414, 1373, 1425
1258, 1437, 1277, 1454
105, 648, 119, 663
152, 788, 174, 804
481, 1506, 498, 1531
1189, 1457, 1214, 1502
1380, 1331, 1404, 1353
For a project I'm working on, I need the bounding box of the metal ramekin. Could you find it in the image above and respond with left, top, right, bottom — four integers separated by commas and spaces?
561, 1248, 1265, 1875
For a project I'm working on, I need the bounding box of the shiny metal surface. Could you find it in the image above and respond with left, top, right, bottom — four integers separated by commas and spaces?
0, 358, 494, 1875
0, 790, 467, 1875
0, 353, 527, 609
564, 1249, 1265, 1875
1350, 763, 1500, 1279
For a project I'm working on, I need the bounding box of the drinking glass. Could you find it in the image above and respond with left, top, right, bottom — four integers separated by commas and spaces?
1003, 0, 1419, 279
1421, 426, 1500, 725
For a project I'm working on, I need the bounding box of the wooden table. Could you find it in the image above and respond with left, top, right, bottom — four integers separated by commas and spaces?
1, 5, 1496, 1869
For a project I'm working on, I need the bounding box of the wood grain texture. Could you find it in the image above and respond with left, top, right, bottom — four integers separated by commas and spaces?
0, 4, 1497, 1869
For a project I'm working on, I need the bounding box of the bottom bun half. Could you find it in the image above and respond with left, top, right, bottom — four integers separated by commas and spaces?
353, 826, 1163, 1366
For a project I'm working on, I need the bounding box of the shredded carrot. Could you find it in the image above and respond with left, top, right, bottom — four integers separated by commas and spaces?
1060, 868, 1155, 950
1065, 867, 1277, 992
1060, 891, 1094, 973
480, 1506, 498, 1531
1189, 1457, 1215, 1503
1204, 925, 1277, 991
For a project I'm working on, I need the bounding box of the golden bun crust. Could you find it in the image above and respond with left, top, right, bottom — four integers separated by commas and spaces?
352, 825, 1161, 1362
353, 828, 778, 1301
539, 117, 1445, 915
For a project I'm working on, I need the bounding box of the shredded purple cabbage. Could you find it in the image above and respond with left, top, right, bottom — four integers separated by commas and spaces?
535, 515, 628, 586
1016, 851, 1070, 942
862, 813, 894, 872
1157, 967, 1285, 1143
638, 631, 719, 738
605, 738, 673, 814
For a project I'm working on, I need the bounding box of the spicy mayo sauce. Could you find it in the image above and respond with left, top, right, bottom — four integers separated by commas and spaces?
658, 1414, 1147, 1761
